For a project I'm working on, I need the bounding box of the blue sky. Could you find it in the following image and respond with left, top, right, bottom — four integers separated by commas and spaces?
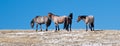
0, 0, 120, 30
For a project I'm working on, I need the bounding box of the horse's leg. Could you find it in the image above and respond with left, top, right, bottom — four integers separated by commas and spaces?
91, 23, 94, 31
86, 24, 88, 31
36, 24, 38, 32
69, 19, 72, 31
63, 22, 66, 29
55, 23, 58, 31
92, 27, 94, 31
58, 25, 60, 31
66, 24, 69, 31
46, 24, 48, 31
64, 20, 68, 31
70, 24, 72, 31
40, 24, 42, 31
65, 21, 69, 31
69, 25, 71, 31
89, 24, 92, 31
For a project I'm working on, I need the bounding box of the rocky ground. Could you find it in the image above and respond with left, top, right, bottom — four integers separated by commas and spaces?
0, 30, 120, 46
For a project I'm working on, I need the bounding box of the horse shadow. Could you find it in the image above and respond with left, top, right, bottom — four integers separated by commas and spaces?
94, 29, 104, 31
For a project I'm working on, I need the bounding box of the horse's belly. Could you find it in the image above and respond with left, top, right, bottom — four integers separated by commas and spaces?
58, 22, 64, 24
39, 23, 45, 24
36, 20, 45, 24
58, 20, 64, 24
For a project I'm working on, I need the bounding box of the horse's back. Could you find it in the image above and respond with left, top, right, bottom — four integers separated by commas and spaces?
35, 16, 50, 24
88, 15, 94, 19
52, 16, 66, 23
35, 16, 43, 23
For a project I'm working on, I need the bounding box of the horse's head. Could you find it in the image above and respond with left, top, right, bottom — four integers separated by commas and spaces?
48, 12, 53, 18
77, 16, 87, 22
77, 16, 81, 22
69, 13, 73, 19
30, 19, 34, 28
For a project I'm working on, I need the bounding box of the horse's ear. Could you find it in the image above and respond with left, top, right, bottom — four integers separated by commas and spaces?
30, 19, 34, 28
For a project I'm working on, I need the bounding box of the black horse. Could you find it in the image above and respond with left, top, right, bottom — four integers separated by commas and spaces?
64, 13, 73, 31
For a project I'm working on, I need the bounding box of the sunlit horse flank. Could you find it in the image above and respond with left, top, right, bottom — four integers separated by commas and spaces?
77, 15, 94, 31
48, 13, 73, 31
30, 16, 51, 31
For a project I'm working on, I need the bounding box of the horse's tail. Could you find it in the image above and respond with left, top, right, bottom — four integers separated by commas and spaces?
68, 13, 73, 19
46, 18, 51, 27
30, 18, 34, 28
63, 17, 68, 30
91, 16, 94, 27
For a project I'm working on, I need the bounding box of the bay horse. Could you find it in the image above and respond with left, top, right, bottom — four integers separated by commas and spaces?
30, 16, 51, 31
48, 13, 73, 31
77, 15, 94, 31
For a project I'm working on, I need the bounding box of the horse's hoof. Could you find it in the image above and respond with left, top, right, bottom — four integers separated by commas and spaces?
36, 30, 38, 32
67, 30, 69, 32
46, 30, 48, 31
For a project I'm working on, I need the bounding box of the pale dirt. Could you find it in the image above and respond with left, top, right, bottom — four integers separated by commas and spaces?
0, 30, 120, 46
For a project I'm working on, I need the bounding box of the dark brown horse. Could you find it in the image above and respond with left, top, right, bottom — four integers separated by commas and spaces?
77, 15, 94, 31
64, 13, 73, 31
48, 13, 73, 31
30, 16, 51, 31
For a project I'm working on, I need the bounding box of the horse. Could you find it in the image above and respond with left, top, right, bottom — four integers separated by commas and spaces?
30, 16, 51, 31
48, 13, 73, 31
77, 15, 94, 31
63, 13, 73, 31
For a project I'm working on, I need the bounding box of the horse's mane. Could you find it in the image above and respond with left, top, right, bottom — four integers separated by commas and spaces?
48, 12, 60, 17
79, 15, 88, 19
35, 16, 39, 18
35, 15, 48, 18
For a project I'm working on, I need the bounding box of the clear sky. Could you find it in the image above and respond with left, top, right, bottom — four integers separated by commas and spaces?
0, 0, 120, 30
